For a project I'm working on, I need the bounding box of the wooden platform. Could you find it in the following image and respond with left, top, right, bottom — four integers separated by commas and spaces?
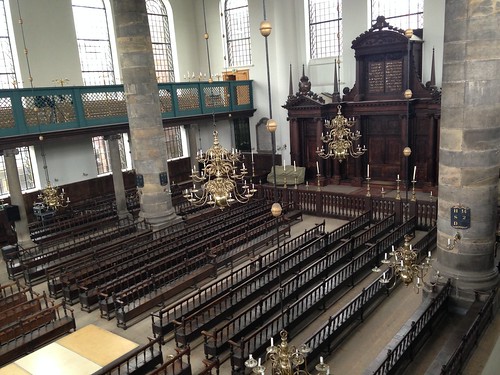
0, 324, 138, 374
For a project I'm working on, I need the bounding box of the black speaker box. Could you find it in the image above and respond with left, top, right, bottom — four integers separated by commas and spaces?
5, 205, 20, 222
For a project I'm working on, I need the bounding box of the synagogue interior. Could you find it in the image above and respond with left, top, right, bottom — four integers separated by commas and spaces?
0, 0, 498, 374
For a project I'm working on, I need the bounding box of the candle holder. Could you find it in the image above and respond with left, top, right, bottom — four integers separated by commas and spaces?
283, 176, 287, 189
366, 177, 371, 197
411, 180, 417, 201
381, 187, 386, 198
305, 181, 309, 190
395, 178, 401, 200
316, 173, 321, 191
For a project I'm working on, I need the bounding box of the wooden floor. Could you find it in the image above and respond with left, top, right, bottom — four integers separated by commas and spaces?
0, 210, 498, 374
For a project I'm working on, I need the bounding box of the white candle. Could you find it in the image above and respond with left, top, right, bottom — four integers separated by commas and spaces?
294, 160, 297, 172
242, 163, 246, 170
316, 161, 320, 174
397, 174, 400, 180
251, 152, 254, 163
367, 164, 370, 178
320, 356, 323, 364
283, 159, 286, 171
448, 238, 451, 246
271, 338, 274, 347
413, 166, 417, 181
258, 358, 261, 366
384, 252, 388, 260
428, 251, 431, 258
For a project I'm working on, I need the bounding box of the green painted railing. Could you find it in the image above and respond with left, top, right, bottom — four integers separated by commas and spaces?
0, 80, 254, 138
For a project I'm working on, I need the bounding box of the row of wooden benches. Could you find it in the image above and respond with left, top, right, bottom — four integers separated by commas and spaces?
169, 212, 396, 351
199, 212, 403, 362
228, 217, 420, 373
8, 217, 141, 285
48, 199, 269, 304
113, 209, 289, 329
0, 280, 76, 367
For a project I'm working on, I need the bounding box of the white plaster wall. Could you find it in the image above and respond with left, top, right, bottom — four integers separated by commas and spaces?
34, 136, 97, 187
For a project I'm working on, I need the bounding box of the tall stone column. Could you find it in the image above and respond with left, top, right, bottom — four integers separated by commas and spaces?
111, 0, 179, 230
106, 134, 131, 220
435, 0, 499, 297
3, 149, 34, 247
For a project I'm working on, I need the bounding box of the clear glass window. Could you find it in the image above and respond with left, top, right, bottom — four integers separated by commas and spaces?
224, 0, 252, 67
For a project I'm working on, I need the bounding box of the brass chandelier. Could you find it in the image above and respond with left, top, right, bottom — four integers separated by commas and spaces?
316, 105, 366, 161
183, 123, 256, 209
38, 181, 70, 210
373, 235, 438, 293
245, 330, 330, 375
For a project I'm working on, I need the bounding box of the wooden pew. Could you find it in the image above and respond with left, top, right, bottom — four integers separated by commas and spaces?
92, 336, 163, 375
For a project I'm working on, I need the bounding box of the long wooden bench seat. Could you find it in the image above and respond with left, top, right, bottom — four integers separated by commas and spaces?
0, 302, 76, 366
92, 336, 163, 375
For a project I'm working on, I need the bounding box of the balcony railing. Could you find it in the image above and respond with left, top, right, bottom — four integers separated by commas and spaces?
0, 80, 254, 138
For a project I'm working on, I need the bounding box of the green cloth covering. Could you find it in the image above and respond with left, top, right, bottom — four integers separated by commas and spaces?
267, 166, 305, 185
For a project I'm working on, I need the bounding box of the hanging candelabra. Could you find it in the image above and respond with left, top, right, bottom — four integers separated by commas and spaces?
37, 181, 70, 210
373, 234, 438, 293
316, 105, 366, 161
183, 120, 256, 209
245, 330, 330, 375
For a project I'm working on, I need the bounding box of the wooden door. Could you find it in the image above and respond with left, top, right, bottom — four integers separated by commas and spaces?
366, 116, 401, 180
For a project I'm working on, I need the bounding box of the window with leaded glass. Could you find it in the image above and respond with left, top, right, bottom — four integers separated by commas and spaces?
0, 147, 36, 196
308, 0, 342, 59
0, 0, 17, 89
371, 0, 424, 30
146, 0, 175, 83
164, 126, 183, 160
92, 134, 128, 175
72, 0, 117, 85
224, 0, 251, 67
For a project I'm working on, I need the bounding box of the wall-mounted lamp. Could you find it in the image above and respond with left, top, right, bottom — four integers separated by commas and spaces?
447, 232, 461, 250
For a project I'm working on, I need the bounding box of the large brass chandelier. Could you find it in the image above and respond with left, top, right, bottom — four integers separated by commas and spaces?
38, 181, 70, 210
373, 235, 437, 293
316, 105, 366, 161
245, 330, 330, 375
183, 124, 256, 209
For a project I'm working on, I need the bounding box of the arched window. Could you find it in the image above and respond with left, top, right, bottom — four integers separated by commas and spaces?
371, 0, 424, 30
146, 0, 175, 83
308, 0, 342, 60
72, 0, 117, 85
0, 0, 17, 89
224, 0, 251, 67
